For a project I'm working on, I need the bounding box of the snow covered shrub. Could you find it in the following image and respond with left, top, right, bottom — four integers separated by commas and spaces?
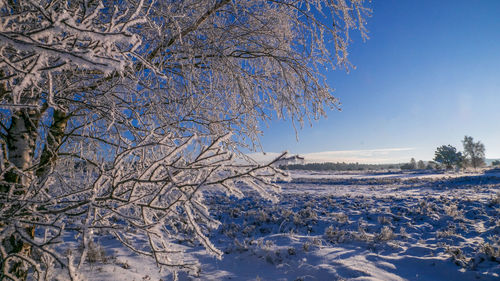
302, 241, 311, 252
84, 241, 111, 265
242, 225, 257, 237
263, 240, 276, 250
232, 239, 250, 254
117, 260, 130, 270
256, 210, 271, 224
245, 209, 270, 226
229, 207, 242, 218
436, 226, 456, 238
354, 218, 371, 242
489, 192, 500, 206
444, 203, 463, 218
377, 216, 392, 225
298, 207, 318, 222
281, 209, 295, 219
415, 200, 438, 217
446, 247, 469, 267
471, 235, 500, 264
376, 226, 394, 242
478, 242, 500, 262
221, 223, 240, 238
324, 226, 349, 243
293, 214, 305, 226
399, 227, 409, 239
332, 212, 349, 224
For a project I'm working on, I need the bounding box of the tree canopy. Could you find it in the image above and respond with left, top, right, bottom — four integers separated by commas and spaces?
0, 0, 370, 279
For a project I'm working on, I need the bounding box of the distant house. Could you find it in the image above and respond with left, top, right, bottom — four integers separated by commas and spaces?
276, 154, 305, 166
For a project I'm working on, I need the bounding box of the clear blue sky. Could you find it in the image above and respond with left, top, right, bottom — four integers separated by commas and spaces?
259, 0, 500, 163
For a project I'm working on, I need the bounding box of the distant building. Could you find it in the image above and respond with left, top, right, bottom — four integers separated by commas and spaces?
277, 154, 305, 166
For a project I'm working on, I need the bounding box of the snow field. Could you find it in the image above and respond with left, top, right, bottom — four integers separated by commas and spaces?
78, 171, 500, 280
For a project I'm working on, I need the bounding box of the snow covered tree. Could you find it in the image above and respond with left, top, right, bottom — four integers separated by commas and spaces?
400, 158, 417, 170
462, 136, 485, 168
425, 161, 438, 170
433, 145, 463, 170
0, 0, 369, 279
409, 158, 417, 169
417, 160, 425, 170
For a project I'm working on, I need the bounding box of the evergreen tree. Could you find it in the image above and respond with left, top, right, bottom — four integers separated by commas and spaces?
433, 145, 463, 169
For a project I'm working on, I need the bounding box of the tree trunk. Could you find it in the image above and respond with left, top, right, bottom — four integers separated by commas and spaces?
5, 110, 38, 185
36, 109, 68, 179
1, 107, 69, 279
1, 109, 39, 279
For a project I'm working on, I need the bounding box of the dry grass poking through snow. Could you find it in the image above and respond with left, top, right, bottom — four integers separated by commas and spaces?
76, 171, 500, 280
199, 171, 500, 281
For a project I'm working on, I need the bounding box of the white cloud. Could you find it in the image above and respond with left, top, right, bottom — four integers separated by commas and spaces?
246, 148, 416, 164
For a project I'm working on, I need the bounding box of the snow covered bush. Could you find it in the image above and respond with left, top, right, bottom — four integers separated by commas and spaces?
324, 226, 349, 243
84, 241, 111, 266
444, 203, 463, 219
446, 247, 469, 267
0, 0, 369, 279
489, 192, 500, 206
377, 216, 392, 225
375, 226, 394, 242
478, 241, 500, 262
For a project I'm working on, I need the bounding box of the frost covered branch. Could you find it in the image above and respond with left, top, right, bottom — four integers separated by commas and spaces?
0, 0, 369, 279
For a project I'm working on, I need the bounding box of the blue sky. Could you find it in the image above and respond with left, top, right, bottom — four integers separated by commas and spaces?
258, 0, 500, 163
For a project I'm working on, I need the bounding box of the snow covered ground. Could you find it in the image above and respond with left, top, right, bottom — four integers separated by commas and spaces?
80, 170, 500, 281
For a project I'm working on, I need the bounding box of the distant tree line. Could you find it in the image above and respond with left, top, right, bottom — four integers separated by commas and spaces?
282, 136, 493, 172
400, 158, 434, 170
401, 135, 488, 171
280, 162, 401, 171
